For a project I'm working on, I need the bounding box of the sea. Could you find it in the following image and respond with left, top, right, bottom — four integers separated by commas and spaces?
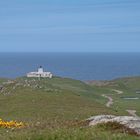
0, 52, 140, 81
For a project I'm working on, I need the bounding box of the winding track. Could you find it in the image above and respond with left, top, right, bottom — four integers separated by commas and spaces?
102, 94, 113, 108
102, 89, 124, 108
102, 89, 139, 117
112, 89, 139, 117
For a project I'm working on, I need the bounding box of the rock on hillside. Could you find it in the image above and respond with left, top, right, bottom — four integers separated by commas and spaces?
87, 115, 140, 135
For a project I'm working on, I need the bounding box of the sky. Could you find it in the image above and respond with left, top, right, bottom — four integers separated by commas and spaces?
0, 0, 140, 52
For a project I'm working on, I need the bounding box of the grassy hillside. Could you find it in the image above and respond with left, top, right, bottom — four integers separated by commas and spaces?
87, 76, 140, 116
0, 77, 113, 120
0, 76, 139, 140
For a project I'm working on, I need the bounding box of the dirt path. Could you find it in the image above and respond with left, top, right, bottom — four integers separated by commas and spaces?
102, 94, 113, 108
102, 89, 139, 117
112, 89, 123, 94
112, 90, 139, 117
126, 110, 139, 118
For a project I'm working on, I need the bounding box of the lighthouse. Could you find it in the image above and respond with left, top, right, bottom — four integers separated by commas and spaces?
38, 66, 44, 74
27, 66, 53, 78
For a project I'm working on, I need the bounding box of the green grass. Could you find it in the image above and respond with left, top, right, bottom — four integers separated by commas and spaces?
88, 76, 140, 116
0, 76, 140, 139
0, 124, 139, 140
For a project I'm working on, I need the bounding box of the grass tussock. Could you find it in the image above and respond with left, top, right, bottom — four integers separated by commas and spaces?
97, 121, 139, 136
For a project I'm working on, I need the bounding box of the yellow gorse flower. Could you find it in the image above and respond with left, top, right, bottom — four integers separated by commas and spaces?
0, 118, 26, 128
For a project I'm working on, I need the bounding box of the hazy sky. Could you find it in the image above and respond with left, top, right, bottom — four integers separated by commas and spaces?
0, 0, 140, 52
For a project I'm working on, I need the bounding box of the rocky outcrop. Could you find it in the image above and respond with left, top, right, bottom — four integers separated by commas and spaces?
87, 115, 140, 135
126, 110, 138, 117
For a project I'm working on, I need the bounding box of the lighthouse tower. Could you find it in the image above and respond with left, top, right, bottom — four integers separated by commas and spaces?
38, 66, 44, 74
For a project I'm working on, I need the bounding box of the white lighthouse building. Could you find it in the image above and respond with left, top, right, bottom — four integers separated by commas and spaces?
27, 66, 53, 78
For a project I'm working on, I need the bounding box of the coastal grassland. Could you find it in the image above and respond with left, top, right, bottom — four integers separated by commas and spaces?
88, 76, 140, 116
0, 77, 114, 121
0, 124, 139, 140
111, 77, 140, 116
0, 76, 139, 139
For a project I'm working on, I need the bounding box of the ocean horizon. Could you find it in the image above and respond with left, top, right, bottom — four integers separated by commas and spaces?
0, 52, 140, 80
